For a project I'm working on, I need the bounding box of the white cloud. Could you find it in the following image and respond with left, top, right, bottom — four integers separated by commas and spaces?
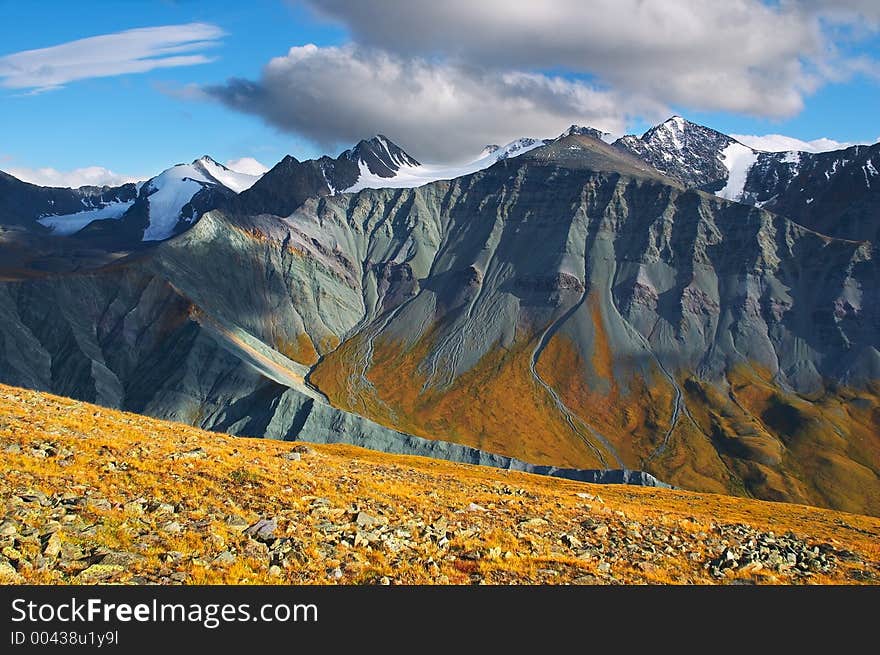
731, 134, 856, 153
226, 157, 269, 175
304, 0, 880, 118
7, 166, 142, 188
0, 23, 224, 92
206, 45, 647, 162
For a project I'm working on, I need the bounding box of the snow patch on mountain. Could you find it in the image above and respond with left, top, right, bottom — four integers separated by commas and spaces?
717, 142, 759, 201
225, 157, 270, 177
343, 137, 546, 192
731, 133, 854, 154
197, 156, 262, 193
37, 200, 134, 235
647, 116, 688, 154
142, 163, 212, 242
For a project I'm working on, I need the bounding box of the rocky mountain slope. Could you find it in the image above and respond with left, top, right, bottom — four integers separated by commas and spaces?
1, 384, 877, 585
615, 116, 738, 189
0, 157, 263, 249
0, 170, 138, 233
0, 131, 877, 514
0, 121, 878, 516
615, 116, 880, 242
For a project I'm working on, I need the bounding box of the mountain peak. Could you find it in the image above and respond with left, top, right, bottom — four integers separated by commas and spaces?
615, 116, 742, 189
194, 155, 224, 169
642, 116, 729, 146
342, 134, 420, 178
559, 125, 607, 140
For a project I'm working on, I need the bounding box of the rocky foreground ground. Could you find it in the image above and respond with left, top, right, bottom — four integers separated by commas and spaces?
0, 383, 878, 585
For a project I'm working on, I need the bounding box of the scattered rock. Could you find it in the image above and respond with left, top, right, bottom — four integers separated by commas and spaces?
519, 517, 547, 527
87, 497, 111, 511
244, 518, 278, 542
562, 534, 583, 549
161, 521, 183, 534
0, 561, 23, 583
213, 551, 237, 566
42, 533, 62, 558
78, 564, 124, 583
706, 526, 837, 579
355, 511, 380, 528
98, 551, 145, 567
225, 515, 249, 531
174, 448, 207, 460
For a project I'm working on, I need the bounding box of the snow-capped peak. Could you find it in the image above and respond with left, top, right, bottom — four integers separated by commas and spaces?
493, 137, 547, 160
342, 136, 548, 193
341, 135, 421, 178
141, 162, 213, 241
193, 156, 263, 194
140, 156, 265, 241
195, 155, 221, 167
558, 125, 616, 143
643, 116, 694, 151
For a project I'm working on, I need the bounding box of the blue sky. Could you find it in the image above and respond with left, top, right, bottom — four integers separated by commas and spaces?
1, 0, 878, 186
0, 1, 346, 181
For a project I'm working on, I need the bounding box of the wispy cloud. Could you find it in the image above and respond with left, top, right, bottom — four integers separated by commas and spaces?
7, 165, 143, 188
0, 23, 225, 93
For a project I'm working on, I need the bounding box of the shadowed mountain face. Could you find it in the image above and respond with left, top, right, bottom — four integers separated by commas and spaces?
229, 135, 423, 217
615, 117, 880, 243
0, 171, 137, 232
742, 145, 880, 243
0, 131, 877, 515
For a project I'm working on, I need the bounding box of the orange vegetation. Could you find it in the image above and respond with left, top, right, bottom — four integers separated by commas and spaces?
0, 383, 877, 585
274, 332, 319, 366
310, 313, 880, 515
311, 330, 606, 469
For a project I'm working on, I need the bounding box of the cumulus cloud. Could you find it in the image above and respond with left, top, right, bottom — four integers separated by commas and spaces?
731, 134, 855, 153
200, 1, 879, 161
226, 157, 270, 175
7, 166, 142, 188
0, 23, 224, 93
303, 0, 879, 118
205, 45, 647, 162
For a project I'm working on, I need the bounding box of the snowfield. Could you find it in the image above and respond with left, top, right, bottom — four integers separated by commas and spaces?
38, 200, 134, 235
343, 138, 546, 192
717, 142, 759, 201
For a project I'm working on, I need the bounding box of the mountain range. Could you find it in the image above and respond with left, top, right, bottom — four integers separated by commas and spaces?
1, 116, 878, 515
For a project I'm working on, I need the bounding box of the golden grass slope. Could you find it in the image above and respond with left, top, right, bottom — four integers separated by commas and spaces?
0, 383, 878, 585
310, 315, 880, 515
